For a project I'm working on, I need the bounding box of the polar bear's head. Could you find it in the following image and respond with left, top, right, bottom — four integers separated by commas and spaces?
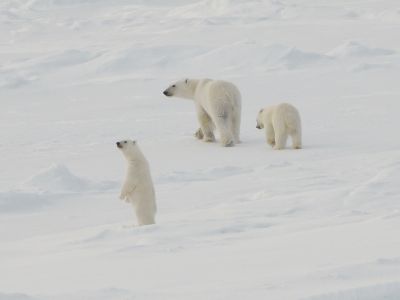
256, 109, 264, 129
116, 139, 140, 160
163, 79, 193, 99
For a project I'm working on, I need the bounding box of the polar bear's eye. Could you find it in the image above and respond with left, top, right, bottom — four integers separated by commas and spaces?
172, 85, 176, 88
124, 141, 127, 144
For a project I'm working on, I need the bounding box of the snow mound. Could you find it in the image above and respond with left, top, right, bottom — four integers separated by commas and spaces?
11, 49, 99, 76
0, 191, 49, 213
24, 164, 92, 193
190, 42, 330, 74
0, 72, 35, 89
7, 0, 113, 9
22, 164, 117, 193
0, 164, 117, 213
168, 0, 283, 20
0, 293, 37, 300
0, 288, 134, 300
33, 49, 97, 71
352, 62, 395, 72
303, 282, 400, 300
277, 46, 330, 69
43, 288, 134, 300
327, 41, 396, 58
0, 49, 99, 88
96, 45, 206, 74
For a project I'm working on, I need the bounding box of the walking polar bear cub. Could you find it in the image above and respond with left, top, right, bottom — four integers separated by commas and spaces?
256, 103, 302, 150
163, 78, 241, 147
117, 139, 156, 226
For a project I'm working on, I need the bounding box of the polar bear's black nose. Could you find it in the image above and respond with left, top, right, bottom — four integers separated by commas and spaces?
163, 90, 168, 96
116, 142, 121, 148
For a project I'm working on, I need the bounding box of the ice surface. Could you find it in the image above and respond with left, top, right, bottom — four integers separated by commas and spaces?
1, 0, 400, 299
303, 282, 400, 300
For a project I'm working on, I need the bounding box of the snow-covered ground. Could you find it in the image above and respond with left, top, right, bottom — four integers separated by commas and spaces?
1, 0, 400, 299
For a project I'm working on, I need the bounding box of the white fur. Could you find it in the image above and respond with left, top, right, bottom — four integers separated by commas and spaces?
117, 140, 156, 226
256, 103, 302, 150
163, 78, 242, 147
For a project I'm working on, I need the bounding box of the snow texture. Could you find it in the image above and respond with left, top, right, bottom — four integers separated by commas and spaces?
1, 0, 400, 299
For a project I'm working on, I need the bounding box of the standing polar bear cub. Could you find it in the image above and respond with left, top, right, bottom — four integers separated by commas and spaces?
256, 103, 302, 150
117, 140, 156, 226
163, 78, 242, 147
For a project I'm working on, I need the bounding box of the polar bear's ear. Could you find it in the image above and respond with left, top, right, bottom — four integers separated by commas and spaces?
185, 78, 189, 84
259, 108, 264, 113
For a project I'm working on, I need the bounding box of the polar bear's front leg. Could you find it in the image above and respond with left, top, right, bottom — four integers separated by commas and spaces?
196, 106, 215, 142
119, 182, 136, 201
266, 123, 275, 147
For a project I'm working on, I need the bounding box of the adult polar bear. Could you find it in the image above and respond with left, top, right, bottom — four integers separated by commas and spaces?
163, 78, 241, 147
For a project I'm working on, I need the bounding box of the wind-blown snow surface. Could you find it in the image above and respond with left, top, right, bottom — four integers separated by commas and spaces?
1, 0, 400, 299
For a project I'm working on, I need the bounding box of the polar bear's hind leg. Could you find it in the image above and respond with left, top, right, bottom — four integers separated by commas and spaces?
274, 133, 287, 150
135, 202, 156, 226
214, 115, 234, 147
273, 118, 287, 150
136, 210, 155, 226
291, 128, 302, 149
196, 107, 215, 142
232, 110, 241, 144
286, 110, 302, 149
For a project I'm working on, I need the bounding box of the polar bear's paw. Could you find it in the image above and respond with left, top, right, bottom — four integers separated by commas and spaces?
119, 193, 130, 202
195, 128, 215, 142
273, 145, 284, 150
267, 139, 275, 147
221, 138, 234, 147
204, 134, 216, 143
194, 128, 204, 140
